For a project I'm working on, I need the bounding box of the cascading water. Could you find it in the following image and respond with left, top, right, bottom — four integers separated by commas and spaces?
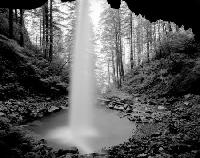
67, 0, 98, 153
47, 0, 98, 154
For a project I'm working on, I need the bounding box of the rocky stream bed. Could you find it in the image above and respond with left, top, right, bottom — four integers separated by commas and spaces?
1, 93, 200, 158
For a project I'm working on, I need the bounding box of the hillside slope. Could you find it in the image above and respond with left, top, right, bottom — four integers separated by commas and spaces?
122, 31, 200, 98
0, 11, 68, 100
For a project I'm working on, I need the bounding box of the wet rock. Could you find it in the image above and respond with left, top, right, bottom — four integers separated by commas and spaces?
168, 144, 192, 154
159, 147, 164, 151
5, 101, 12, 105
124, 104, 128, 109
113, 105, 119, 110
158, 106, 166, 110
24, 152, 40, 158
60, 106, 68, 110
115, 106, 124, 111
48, 106, 60, 113
137, 153, 147, 157
46, 97, 51, 101
37, 113, 43, 118
140, 117, 150, 123
125, 106, 133, 113
184, 94, 192, 99
148, 100, 157, 105
0, 112, 5, 117
56, 147, 79, 157
151, 132, 162, 138
108, 103, 114, 109
0, 117, 10, 130
145, 110, 153, 114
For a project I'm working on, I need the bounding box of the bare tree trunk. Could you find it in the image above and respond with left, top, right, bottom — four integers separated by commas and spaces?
40, 18, 42, 47
130, 12, 134, 69
45, 2, 49, 59
146, 22, 150, 62
9, 8, 13, 39
36, 36, 38, 46
136, 25, 141, 65
19, 9, 24, 47
118, 10, 124, 86
115, 29, 120, 87
153, 23, 157, 51
111, 50, 116, 85
108, 60, 111, 85
42, 4, 47, 58
119, 37, 124, 81
49, 0, 53, 62
15, 9, 18, 23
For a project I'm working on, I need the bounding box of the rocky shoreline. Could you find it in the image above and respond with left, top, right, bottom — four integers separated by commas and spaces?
1, 93, 200, 158
102, 93, 200, 158
0, 96, 69, 125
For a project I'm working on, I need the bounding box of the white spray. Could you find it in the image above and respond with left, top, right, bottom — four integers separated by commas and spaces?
47, 0, 98, 154
67, 0, 97, 153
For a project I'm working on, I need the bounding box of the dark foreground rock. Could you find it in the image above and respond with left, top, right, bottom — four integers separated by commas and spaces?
0, 97, 69, 125
104, 94, 200, 158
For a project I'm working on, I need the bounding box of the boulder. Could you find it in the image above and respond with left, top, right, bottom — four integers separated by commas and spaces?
60, 106, 68, 110
114, 106, 124, 111
125, 106, 133, 113
108, 103, 114, 109
158, 106, 166, 110
48, 106, 60, 113
124, 104, 128, 109
0, 112, 5, 117
184, 94, 192, 99
56, 147, 79, 157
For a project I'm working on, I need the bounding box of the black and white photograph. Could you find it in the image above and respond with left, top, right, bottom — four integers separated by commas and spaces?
0, 0, 200, 157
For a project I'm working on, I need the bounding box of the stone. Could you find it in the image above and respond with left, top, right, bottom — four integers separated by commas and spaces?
145, 110, 153, 114
124, 104, 128, 109
46, 97, 51, 101
151, 132, 162, 137
125, 107, 133, 113
0, 112, 5, 117
114, 105, 120, 110
158, 106, 166, 110
60, 106, 68, 110
141, 118, 149, 123
159, 147, 164, 151
137, 153, 147, 157
48, 106, 60, 113
117, 106, 124, 111
148, 100, 157, 105
56, 147, 78, 156
184, 101, 190, 106
5, 101, 12, 105
184, 94, 191, 99
108, 103, 114, 109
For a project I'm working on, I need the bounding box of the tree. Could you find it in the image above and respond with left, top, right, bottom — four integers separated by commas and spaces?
9, 8, 13, 39
49, 0, 53, 61
19, 9, 24, 46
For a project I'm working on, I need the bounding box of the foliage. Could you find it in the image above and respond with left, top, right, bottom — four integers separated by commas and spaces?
0, 13, 32, 48
121, 31, 200, 98
154, 30, 197, 60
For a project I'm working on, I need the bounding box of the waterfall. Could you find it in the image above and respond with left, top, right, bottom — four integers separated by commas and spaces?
67, 0, 97, 153
47, 0, 98, 154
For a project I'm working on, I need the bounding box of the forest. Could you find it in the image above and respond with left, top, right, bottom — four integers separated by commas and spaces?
0, 0, 200, 158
